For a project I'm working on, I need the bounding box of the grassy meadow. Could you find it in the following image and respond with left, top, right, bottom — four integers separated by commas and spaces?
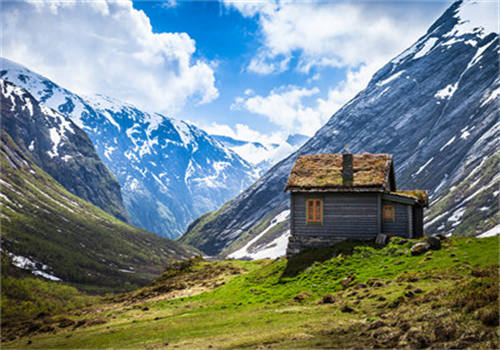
2, 236, 499, 349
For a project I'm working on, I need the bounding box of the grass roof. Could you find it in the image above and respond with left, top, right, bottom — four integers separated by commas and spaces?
393, 190, 429, 206
286, 153, 392, 191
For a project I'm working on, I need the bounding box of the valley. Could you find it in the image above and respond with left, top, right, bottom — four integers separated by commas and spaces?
0, 1, 498, 348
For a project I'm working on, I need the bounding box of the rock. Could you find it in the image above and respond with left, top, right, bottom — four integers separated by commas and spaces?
405, 291, 415, 298
397, 239, 408, 245
435, 234, 447, 241
57, 319, 75, 328
411, 242, 430, 256
375, 234, 390, 246
426, 236, 442, 250
340, 305, 355, 313
321, 294, 335, 304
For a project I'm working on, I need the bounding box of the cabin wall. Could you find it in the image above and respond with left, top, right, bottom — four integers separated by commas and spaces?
381, 200, 410, 237
291, 192, 379, 238
413, 206, 424, 238
287, 192, 379, 257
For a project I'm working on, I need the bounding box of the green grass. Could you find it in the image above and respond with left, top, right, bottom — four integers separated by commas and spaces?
3, 236, 498, 349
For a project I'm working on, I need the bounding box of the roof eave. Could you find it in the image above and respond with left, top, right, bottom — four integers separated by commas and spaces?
286, 186, 386, 193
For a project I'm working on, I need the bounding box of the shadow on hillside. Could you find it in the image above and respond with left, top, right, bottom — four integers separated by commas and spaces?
280, 240, 378, 279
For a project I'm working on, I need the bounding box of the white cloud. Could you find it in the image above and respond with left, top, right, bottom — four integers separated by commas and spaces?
224, 0, 439, 74
203, 122, 283, 144
232, 85, 323, 135
2, 0, 218, 113
231, 61, 382, 137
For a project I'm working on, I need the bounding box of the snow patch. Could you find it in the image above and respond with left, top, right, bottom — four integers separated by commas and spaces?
480, 87, 500, 107
477, 224, 500, 238
377, 70, 405, 87
415, 157, 434, 175
9, 253, 61, 281
244, 230, 291, 260
440, 136, 456, 151
435, 83, 458, 100
424, 210, 449, 228
447, 207, 466, 227
47, 128, 61, 158
414, 37, 438, 59
228, 210, 290, 259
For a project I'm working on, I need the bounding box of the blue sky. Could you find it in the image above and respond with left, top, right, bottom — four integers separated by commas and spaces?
2, 0, 450, 143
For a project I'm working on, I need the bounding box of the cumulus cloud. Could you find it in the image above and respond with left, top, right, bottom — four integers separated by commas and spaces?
1, 0, 218, 113
232, 85, 323, 135
203, 122, 284, 144
232, 61, 382, 137
224, 0, 437, 74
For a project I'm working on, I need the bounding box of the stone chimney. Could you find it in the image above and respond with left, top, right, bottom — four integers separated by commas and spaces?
342, 153, 353, 186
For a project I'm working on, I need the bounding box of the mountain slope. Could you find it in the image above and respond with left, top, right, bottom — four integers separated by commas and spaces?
181, 0, 499, 257
0, 129, 196, 292
0, 79, 129, 222
0, 61, 257, 238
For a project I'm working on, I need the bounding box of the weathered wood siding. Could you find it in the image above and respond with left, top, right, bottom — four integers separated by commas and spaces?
291, 192, 379, 238
381, 200, 410, 237
412, 206, 424, 238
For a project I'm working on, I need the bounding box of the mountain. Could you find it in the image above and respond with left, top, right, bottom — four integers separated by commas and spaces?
212, 133, 309, 175
181, 0, 499, 257
0, 82, 197, 292
0, 79, 129, 222
0, 60, 258, 239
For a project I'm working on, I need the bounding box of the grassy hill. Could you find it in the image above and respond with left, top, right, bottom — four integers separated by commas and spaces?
0, 131, 196, 294
2, 236, 498, 349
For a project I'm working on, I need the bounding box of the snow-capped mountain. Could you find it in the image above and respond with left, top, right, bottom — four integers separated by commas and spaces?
0, 91, 195, 288
0, 79, 129, 222
212, 133, 309, 175
181, 0, 499, 258
0, 59, 258, 238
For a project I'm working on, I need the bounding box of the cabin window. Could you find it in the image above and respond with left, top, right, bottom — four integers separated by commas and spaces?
383, 205, 395, 221
306, 199, 322, 223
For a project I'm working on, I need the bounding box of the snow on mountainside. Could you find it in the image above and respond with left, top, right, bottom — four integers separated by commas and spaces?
212, 133, 309, 176
181, 0, 499, 258
0, 59, 258, 238
0, 79, 129, 222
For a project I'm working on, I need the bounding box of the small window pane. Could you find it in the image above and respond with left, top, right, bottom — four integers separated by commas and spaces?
383, 205, 395, 221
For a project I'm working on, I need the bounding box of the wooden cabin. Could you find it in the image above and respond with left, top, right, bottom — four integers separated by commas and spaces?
285, 153, 428, 257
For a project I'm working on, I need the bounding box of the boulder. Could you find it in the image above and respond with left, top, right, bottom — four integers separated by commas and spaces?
426, 236, 442, 250
411, 242, 430, 256
375, 234, 390, 246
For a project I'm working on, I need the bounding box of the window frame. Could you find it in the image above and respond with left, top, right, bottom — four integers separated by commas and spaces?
382, 204, 395, 222
306, 198, 323, 224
